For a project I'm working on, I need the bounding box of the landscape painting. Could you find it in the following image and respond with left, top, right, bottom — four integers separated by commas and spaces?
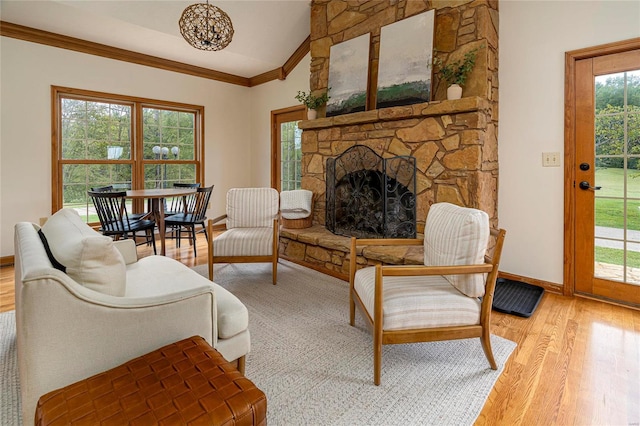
326, 34, 370, 117
376, 10, 435, 109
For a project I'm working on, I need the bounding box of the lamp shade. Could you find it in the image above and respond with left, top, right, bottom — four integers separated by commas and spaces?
179, 2, 234, 51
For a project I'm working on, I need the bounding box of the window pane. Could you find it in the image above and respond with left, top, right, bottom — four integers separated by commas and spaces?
144, 164, 196, 189
62, 99, 131, 160
629, 113, 640, 156
62, 163, 132, 222
628, 70, 640, 109
143, 108, 195, 160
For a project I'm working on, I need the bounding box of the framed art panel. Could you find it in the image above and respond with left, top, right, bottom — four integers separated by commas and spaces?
376, 10, 435, 109
326, 33, 370, 117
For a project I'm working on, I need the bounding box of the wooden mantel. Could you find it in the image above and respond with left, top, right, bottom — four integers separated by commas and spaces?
298, 97, 490, 130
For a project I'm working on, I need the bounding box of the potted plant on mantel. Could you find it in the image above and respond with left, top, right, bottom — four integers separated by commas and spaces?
295, 90, 330, 120
433, 48, 479, 100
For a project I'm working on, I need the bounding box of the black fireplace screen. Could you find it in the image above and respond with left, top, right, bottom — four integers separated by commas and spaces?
326, 145, 416, 239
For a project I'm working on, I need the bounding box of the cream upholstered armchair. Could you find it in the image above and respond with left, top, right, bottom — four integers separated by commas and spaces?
207, 188, 280, 284
349, 202, 506, 385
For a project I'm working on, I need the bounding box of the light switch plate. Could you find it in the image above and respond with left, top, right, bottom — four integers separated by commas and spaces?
542, 152, 561, 167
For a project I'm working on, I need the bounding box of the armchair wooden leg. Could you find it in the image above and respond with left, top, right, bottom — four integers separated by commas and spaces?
349, 293, 355, 326
271, 220, 278, 285
207, 220, 214, 281
373, 336, 382, 386
236, 355, 246, 375
480, 328, 497, 370
272, 256, 277, 285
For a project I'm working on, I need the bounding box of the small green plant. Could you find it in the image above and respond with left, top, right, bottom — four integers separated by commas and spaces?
295, 89, 330, 110
433, 49, 479, 86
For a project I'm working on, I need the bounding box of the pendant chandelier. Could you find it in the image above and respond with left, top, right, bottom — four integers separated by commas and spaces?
179, 0, 234, 51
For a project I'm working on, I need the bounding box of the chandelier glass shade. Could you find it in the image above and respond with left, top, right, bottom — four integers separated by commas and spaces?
179, 1, 234, 51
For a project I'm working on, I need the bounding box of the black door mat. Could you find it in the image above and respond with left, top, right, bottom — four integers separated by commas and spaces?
492, 278, 544, 318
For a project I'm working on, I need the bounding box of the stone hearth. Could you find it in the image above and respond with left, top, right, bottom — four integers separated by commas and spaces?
279, 225, 422, 280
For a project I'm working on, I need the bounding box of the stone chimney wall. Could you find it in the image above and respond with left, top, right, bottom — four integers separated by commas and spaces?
301, 0, 499, 230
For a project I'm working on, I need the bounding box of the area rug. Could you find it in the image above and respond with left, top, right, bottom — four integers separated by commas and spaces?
194, 260, 516, 425
1, 310, 21, 426
0, 260, 516, 426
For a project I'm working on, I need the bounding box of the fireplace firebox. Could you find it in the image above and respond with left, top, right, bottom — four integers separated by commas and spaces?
326, 145, 416, 239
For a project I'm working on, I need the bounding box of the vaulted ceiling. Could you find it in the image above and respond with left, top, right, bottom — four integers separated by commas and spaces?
0, 0, 311, 83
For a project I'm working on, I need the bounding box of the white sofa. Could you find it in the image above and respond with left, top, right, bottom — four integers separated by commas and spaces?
14, 209, 250, 422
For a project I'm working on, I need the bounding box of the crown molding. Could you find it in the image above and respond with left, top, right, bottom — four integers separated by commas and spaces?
1, 21, 311, 87
248, 36, 310, 87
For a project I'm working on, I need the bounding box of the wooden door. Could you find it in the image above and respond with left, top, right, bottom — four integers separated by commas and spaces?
570, 43, 640, 306
271, 106, 305, 191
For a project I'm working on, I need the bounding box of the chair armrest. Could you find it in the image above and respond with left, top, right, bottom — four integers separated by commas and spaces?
113, 239, 137, 265
209, 215, 228, 231
348, 237, 424, 287
379, 263, 494, 277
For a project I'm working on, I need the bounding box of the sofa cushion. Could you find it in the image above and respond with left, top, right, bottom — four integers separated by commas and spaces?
423, 203, 489, 298
213, 227, 274, 257
125, 256, 249, 339
41, 209, 126, 296
354, 266, 481, 330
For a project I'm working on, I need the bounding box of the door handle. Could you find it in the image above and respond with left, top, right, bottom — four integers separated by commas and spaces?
579, 181, 602, 191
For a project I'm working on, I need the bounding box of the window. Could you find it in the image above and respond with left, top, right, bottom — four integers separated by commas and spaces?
271, 106, 305, 191
281, 120, 303, 190
52, 87, 204, 222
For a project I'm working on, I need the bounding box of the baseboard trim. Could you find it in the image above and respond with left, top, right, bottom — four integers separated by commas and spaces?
280, 255, 563, 295
0, 256, 15, 267
498, 271, 563, 295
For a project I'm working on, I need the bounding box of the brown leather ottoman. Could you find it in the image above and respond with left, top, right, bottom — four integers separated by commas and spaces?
35, 336, 266, 425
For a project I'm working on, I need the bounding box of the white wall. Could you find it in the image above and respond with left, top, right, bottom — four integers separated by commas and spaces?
0, 37, 252, 257
3, 0, 639, 288
249, 53, 311, 185
498, 0, 640, 284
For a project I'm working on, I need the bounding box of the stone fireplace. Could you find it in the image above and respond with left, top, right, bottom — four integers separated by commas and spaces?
279, 0, 499, 278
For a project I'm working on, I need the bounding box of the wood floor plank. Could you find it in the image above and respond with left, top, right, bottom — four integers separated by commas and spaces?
3, 233, 640, 424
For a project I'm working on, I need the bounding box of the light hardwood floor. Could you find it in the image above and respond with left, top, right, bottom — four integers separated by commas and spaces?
2, 234, 639, 425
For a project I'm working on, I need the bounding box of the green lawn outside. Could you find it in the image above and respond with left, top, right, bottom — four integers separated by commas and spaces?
596, 245, 640, 267
594, 167, 640, 268
595, 167, 640, 230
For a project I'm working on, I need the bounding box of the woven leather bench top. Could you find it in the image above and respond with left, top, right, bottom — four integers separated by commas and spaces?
35, 336, 266, 425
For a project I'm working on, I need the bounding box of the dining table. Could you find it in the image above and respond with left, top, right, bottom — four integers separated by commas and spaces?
125, 187, 197, 256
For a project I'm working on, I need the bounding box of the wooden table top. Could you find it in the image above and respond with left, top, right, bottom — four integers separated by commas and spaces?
125, 188, 197, 199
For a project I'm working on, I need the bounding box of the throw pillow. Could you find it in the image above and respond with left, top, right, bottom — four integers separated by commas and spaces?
41, 209, 126, 296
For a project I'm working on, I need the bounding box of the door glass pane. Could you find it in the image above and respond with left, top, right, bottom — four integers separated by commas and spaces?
595, 159, 623, 197
594, 69, 640, 285
280, 120, 302, 190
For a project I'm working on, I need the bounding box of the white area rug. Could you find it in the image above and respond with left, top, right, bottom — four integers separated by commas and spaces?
196, 260, 516, 425
1, 310, 21, 426
1, 260, 516, 425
